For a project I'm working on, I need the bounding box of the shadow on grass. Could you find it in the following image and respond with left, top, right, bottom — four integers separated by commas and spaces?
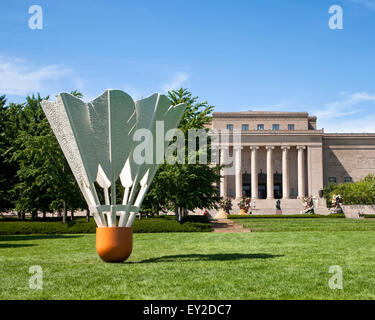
0, 243, 36, 248
132, 253, 284, 264
0, 235, 83, 242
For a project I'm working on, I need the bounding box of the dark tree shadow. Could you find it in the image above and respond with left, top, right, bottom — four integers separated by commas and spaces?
0, 235, 83, 242
0, 243, 36, 249
131, 253, 284, 264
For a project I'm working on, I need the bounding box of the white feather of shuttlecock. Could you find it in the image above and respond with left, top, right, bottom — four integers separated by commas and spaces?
41, 90, 186, 228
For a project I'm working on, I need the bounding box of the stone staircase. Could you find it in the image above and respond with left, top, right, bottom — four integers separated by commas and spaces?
232, 198, 305, 214
189, 198, 329, 216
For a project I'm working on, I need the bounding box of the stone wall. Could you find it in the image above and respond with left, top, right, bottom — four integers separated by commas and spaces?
323, 134, 375, 185
341, 205, 375, 218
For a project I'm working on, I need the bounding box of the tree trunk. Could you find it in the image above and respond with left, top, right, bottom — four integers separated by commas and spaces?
42, 211, 46, 219
31, 210, 37, 221
70, 209, 74, 220
174, 204, 179, 221
63, 200, 67, 224
86, 209, 90, 222
176, 207, 184, 222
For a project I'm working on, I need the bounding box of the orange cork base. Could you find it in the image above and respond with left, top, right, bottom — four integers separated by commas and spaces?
96, 227, 133, 263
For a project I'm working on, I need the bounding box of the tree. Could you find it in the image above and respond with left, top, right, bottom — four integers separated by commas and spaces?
142, 88, 221, 221
10, 92, 86, 221
0, 96, 24, 215
322, 174, 375, 206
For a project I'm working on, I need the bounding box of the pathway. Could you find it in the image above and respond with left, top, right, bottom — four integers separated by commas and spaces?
211, 219, 251, 233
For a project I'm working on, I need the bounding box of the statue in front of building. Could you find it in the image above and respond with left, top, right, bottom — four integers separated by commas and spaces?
330, 194, 343, 214
300, 196, 315, 214
216, 198, 233, 219
276, 199, 282, 215
238, 197, 252, 215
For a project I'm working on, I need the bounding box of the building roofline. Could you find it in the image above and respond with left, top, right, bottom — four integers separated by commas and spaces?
212, 111, 311, 118
323, 133, 375, 137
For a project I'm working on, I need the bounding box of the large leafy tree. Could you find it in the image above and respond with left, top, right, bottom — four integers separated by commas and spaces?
10, 92, 85, 221
0, 96, 25, 215
142, 88, 221, 221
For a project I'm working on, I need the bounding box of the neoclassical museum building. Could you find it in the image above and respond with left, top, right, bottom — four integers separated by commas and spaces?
210, 111, 375, 213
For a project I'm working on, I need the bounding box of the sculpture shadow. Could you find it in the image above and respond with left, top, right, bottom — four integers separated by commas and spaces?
132, 253, 283, 264
0, 234, 83, 242
0, 243, 36, 249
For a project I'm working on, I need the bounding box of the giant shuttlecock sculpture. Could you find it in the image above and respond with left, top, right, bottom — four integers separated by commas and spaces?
41, 90, 186, 262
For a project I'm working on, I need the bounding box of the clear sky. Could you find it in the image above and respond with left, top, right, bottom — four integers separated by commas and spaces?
1, 0, 374, 132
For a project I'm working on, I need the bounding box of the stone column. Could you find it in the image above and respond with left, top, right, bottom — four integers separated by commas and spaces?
234, 146, 243, 199
250, 146, 259, 199
297, 146, 306, 198
281, 146, 290, 199
266, 146, 274, 200
219, 147, 228, 198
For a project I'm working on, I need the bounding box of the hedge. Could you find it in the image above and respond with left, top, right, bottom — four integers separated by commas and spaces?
0, 215, 212, 235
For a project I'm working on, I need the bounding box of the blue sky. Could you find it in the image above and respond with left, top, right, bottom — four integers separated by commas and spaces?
1, 0, 375, 132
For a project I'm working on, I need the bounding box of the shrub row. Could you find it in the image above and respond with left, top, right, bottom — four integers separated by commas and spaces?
0, 216, 211, 235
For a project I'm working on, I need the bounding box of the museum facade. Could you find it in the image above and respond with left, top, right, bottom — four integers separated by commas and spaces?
210, 111, 375, 212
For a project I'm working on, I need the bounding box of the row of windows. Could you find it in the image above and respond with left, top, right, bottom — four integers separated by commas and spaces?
226, 124, 295, 131
328, 177, 353, 183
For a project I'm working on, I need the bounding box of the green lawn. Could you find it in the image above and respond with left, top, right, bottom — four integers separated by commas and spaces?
1, 217, 375, 299
229, 216, 375, 232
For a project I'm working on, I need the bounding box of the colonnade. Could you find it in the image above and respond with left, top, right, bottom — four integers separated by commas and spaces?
219, 146, 306, 200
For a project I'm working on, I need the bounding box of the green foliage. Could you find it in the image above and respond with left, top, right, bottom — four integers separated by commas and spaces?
322, 182, 338, 207
219, 198, 233, 213
0, 216, 211, 234
322, 174, 375, 206
180, 215, 210, 224
0, 92, 86, 221
142, 88, 221, 220
168, 88, 214, 134
0, 97, 24, 212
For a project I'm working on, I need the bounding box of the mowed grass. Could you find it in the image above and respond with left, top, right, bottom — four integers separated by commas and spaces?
1, 217, 375, 300
230, 216, 375, 232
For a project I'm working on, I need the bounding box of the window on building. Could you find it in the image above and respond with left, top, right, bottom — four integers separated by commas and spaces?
288, 124, 295, 131
257, 124, 264, 131
242, 124, 248, 131
226, 124, 233, 131
272, 124, 279, 131
328, 177, 337, 183
345, 177, 353, 183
